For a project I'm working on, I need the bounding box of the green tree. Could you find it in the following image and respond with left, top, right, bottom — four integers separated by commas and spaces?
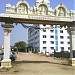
14, 41, 26, 52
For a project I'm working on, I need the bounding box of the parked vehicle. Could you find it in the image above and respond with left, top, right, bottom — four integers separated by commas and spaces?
0, 52, 17, 61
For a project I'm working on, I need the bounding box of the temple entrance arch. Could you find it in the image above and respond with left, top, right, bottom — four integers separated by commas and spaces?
0, 0, 75, 68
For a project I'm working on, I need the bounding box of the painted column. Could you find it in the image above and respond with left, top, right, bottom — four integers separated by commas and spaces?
67, 27, 75, 66
1, 23, 14, 68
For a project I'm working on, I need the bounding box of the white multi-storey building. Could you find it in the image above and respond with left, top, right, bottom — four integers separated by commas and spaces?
28, 0, 71, 54
28, 24, 70, 54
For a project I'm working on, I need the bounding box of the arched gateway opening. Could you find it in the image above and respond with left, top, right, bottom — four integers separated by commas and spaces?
0, 0, 75, 68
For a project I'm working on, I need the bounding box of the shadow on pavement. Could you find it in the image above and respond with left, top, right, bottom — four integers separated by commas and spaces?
12, 60, 70, 66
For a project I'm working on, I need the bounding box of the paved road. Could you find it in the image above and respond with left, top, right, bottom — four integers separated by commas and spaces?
0, 52, 75, 75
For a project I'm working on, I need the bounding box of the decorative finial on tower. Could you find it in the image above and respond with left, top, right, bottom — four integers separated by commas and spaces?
42, 0, 44, 3
60, 3, 63, 5
60, 3, 63, 7
21, 0, 25, 2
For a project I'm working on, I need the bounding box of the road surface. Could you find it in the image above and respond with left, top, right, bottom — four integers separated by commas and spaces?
0, 52, 75, 75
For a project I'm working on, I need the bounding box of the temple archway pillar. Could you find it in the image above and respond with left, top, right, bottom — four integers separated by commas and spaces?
67, 23, 75, 66
1, 23, 14, 68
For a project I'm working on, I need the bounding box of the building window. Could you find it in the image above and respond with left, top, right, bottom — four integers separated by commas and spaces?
60, 30, 63, 33
60, 41, 64, 44
68, 47, 70, 50
50, 36, 54, 38
50, 30, 54, 32
67, 36, 70, 39
61, 47, 64, 50
68, 42, 70, 44
43, 35, 46, 38
43, 47, 46, 49
35, 31, 37, 34
50, 47, 54, 50
50, 41, 54, 44
43, 29, 46, 32
43, 41, 46, 44
60, 36, 64, 39
43, 24, 46, 26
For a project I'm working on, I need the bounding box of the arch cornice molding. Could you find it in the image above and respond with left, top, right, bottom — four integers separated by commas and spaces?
54, 3, 68, 16
55, 4, 68, 12
36, 3, 49, 9
16, 0, 30, 8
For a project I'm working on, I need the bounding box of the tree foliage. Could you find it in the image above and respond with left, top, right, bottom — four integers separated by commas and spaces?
14, 41, 26, 52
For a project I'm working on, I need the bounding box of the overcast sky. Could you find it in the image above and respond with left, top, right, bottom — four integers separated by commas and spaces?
0, 0, 74, 46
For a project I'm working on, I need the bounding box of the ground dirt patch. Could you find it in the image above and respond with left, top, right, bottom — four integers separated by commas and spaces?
0, 52, 75, 75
